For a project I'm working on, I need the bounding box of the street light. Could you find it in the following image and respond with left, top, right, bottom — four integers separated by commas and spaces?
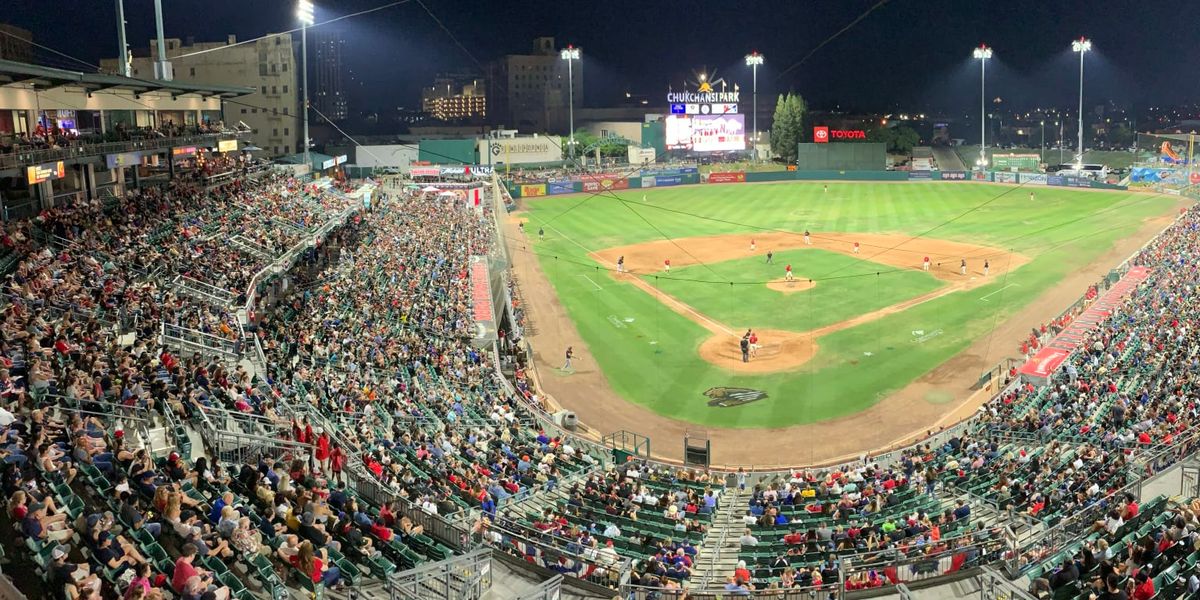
972, 44, 993, 168
560, 46, 580, 160
1071, 37, 1092, 168
297, 0, 314, 170
744, 52, 763, 160
1040, 120, 1045, 165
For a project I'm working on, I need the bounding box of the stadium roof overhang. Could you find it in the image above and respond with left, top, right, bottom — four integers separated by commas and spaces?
0, 59, 254, 99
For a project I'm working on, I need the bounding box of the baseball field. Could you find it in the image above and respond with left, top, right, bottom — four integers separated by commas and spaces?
505, 181, 1182, 464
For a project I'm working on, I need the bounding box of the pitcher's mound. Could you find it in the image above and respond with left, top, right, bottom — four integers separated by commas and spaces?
766, 278, 815, 294
697, 329, 818, 373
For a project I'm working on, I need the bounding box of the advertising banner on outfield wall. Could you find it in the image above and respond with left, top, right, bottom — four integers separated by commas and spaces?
1019, 173, 1048, 185
654, 175, 684, 186
581, 176, 630, 192
971, 171, 993, 182
908, 170, 932, 180
520, 184, 547, 197
939, 171, 968, 180
642, 167, 698, 178
642, 176, 656, 188
708, 172, 747, 183
994, 172, 1018, 183
547, 181, 576, 195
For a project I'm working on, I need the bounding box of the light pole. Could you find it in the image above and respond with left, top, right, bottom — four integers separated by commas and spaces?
1071, 37, 1092, 168
560, 46, 580, 161
744, 52, 763, 160
1040, 120, 1045, 165
297, 0, 314, 170
972, 45, 993, 169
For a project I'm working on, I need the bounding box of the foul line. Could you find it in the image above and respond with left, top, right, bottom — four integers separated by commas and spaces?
577, 274, 604, 291
979, 283, 1020, 302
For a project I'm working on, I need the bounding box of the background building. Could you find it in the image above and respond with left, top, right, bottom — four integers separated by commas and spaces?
100, 34, 299, 157
0, 24, 33, 63
312, 28, 348, 122
421, 73, 486, 122
486, 37, 581, 134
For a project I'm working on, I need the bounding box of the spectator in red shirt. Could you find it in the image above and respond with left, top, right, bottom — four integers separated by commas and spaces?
172, 543, 229, 600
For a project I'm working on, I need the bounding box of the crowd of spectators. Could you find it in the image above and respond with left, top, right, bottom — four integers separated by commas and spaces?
0, 121, 226, 156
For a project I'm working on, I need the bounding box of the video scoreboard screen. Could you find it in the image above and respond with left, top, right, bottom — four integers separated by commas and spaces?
664, 114, 746, 152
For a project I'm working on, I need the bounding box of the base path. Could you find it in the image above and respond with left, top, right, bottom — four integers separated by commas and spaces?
504, 207, 1185, 466
598, 232, 1030, 374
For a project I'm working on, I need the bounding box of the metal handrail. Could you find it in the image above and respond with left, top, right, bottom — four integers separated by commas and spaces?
0, 132, 237, 171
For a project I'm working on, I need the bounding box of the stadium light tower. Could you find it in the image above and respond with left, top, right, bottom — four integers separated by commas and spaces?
1071, 37, 1092, 168
560, 46, 581, 160
744, 52, 764, 160
972, 44, 993, 168
297, 0, 315, 170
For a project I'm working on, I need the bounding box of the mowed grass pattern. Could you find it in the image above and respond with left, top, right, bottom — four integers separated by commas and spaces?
521, 182, 1177, 428
651, 249, 945, 332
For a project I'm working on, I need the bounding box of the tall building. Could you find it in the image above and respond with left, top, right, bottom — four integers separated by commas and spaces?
421, 74, 486, 122
0, 24, 34, 63
486, 37, 581, 133
312, 29, 348, 122
100, 34, 299, 158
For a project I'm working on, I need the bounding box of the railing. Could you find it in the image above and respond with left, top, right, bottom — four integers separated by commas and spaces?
480, 513, 630, 590
173, 274, 237, 307
0, 132, 238, 171
841, 535, 1010, 595
160, 321, 241, 359
384, 548, 492, 600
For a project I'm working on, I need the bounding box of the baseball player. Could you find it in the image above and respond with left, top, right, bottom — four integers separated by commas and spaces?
984, 259, 990, 276
960, 259, 967, 276
617, 255, 625, 273
853, 241, 860, 254
766, 250, 774, 264
538, 227, 545, 241
804, 230, 812, 245
1029, 191, 1035, 202
824, 184, 829, 193
923, 256, 931, 271
664, 258, 671, 273
562, 346, 574, 371
749, 331, 759, 357
785, 264, 794, 283
750, 238, 756, 252
518, 222, 525, 236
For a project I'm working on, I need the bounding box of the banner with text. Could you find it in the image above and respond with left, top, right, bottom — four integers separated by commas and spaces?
708, 172, 747, 183
520, 184, 547, 197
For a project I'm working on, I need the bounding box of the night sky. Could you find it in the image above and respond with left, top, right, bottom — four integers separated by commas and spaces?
6, 0, 1199, 114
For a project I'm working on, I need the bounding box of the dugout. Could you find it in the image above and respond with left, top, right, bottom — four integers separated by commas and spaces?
795, 142, 886, 171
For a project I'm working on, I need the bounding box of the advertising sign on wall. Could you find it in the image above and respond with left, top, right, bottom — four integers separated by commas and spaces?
641, 176, 656, 188
217, 140, 238, 153
654, 175, 683, 186
482, 137, 563, 165
410, 167, 441, 177
1019, 173, 1048, 185
994, 171, 1018, 183
106, 151, 145, 169
171, 146, 197, 157
940, 171, 968, 180
582, 177, 630, 192
708, 172, 747, 183
547, 181, 575, 195
26, 161, 65, 184
908, 170, 932, 180
520, 184, 547, 197
971, 171, 993, 182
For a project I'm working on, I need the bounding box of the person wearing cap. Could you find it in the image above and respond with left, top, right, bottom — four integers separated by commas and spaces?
23, 501, 73, 543
50, 545, 101, 600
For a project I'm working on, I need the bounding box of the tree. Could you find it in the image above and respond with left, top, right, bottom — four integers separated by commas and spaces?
867, 124, 920, 155
769, 92, 806, 162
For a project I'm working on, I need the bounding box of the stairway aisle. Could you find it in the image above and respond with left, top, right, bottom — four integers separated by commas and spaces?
692, 486, 749, 588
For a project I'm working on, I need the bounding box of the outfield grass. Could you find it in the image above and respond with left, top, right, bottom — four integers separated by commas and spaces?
522, 182, 1177, 428
652, 249, 945, 332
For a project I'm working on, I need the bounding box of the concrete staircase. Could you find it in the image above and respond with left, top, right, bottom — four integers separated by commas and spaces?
692, 486, 749, 588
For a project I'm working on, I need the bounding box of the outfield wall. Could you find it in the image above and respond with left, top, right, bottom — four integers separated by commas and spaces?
502, 168, 1127, 197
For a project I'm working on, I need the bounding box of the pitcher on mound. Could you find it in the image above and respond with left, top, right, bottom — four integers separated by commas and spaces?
785, 264, 795, 284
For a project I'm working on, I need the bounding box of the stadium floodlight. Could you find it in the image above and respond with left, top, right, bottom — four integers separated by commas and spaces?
560, 46, 581, 160
298, 0, 315, 171
972, 44, 993, 168
1071, 37, 1092, 168
744, 52, 764, 160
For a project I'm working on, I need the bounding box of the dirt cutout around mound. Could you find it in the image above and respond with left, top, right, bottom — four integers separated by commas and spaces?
765, 278, 817, 294
593, 232, 1031, 373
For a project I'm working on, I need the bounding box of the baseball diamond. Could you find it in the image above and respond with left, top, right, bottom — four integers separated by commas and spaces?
507, 180, 1184, 466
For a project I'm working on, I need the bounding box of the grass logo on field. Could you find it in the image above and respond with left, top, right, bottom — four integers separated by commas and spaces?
704, 387, 768, 407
